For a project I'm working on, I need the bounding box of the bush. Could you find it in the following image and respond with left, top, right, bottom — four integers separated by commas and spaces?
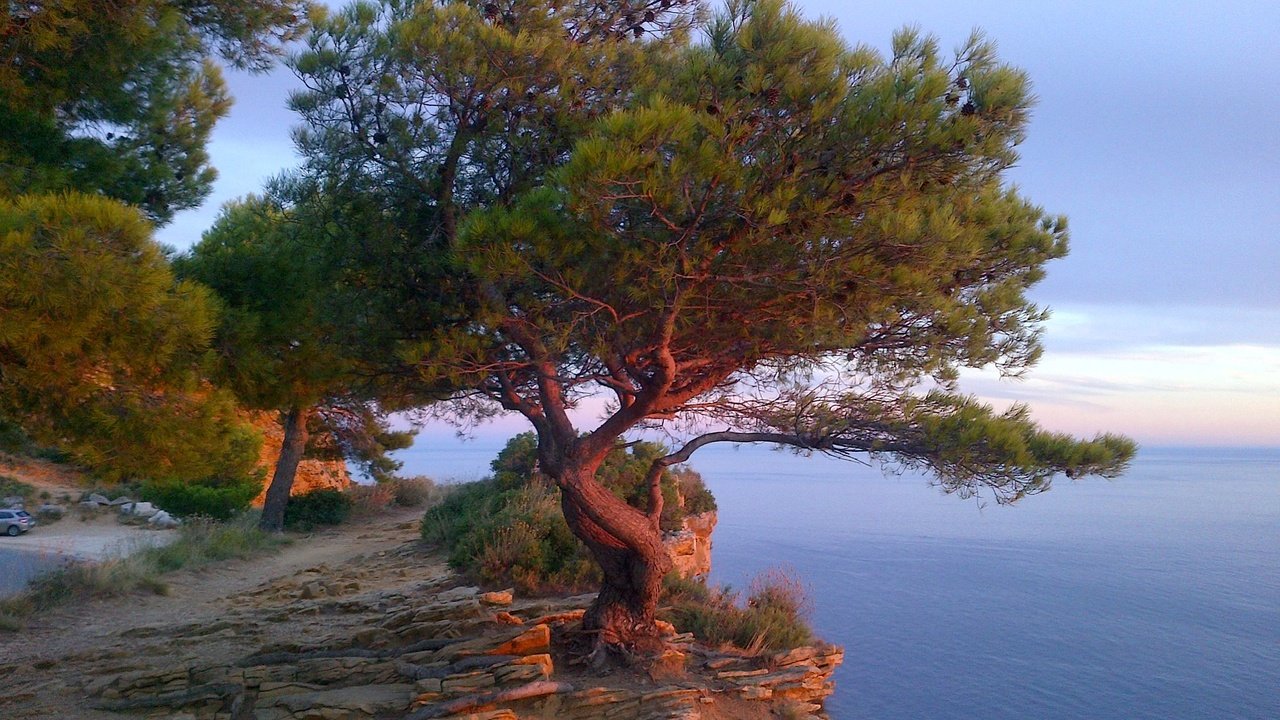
675, 467, 717, 515
140, 475, 260, 520
349, 483, 395, 515
662, 568, 814, 654
284, 488, 352, 531
422, 480, 599, 594
389, 476, 435, 507
0, 475, 35, 504
421, 434, 717, 594
0, 416, 29, 454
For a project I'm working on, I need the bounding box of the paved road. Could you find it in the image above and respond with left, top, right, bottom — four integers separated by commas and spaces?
0, 546, 68, 598
0, 521, 174, 598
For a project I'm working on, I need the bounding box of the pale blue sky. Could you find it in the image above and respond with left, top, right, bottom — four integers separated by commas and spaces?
157, 1, 1280, 448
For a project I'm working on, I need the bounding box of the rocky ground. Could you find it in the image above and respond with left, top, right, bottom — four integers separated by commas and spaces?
0, 509, 841, 720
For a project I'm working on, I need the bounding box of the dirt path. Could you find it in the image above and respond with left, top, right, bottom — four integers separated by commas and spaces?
0, 507, 841, 720
2, 507, 452, 718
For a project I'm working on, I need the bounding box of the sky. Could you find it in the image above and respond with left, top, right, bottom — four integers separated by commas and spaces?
156, 0, 1280, 449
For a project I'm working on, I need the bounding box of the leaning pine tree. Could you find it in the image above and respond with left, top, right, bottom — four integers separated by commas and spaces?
289, 0, 1134, 657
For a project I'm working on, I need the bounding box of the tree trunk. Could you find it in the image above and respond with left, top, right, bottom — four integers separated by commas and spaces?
557, 465, 673, 650
259, 405, 311, 532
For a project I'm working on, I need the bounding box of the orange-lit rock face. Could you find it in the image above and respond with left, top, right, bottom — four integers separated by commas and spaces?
248, 412, 351, 506
665, 511, 717, 579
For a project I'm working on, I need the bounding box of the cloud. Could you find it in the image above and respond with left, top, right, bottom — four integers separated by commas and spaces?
1038, 304, 1280, 354
960, 339, 1280, 446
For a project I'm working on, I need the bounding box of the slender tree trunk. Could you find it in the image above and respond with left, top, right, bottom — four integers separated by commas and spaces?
557, 465, 673, 650
259, 405, 311, 533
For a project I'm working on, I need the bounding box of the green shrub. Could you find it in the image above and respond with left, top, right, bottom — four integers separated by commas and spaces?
422, 480, 599, 594
140, 475, 260, 520
421, 434, 716, 595
389, 476, 435, 507
490, 433, 542, 491
284, 488, 352, 531
0, 416, 29, 454
675, 467, 717, 515
0, 475, 35, 504
662, 568, 814, 654
421, 480, 497, 546
487, 433, 714, 530
29, 445, 72, 464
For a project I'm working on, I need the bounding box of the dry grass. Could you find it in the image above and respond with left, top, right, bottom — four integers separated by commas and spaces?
388, 476, 436, 508
662, 566, 815, 654
0, 512, 288, 631
349, 483, 396, 515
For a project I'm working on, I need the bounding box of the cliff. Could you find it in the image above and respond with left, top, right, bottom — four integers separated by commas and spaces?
248, 412, 351, 505
83, 566, 842, 720
664, 511, 717, 579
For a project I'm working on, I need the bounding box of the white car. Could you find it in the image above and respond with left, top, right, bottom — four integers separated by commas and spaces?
1, 508, 33, 536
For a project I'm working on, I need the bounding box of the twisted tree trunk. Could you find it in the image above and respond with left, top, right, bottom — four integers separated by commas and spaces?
557, 465, 673, 650
259, 405, 311, 532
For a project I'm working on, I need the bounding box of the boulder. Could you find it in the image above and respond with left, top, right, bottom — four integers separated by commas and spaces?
121, 501, 158, 518
2, 496, 24, 509
148, 510, 180, 528
36, 504, 65, 519
479, 589, 514, 607
88, 493, 111, 505
109, 496, 135, 506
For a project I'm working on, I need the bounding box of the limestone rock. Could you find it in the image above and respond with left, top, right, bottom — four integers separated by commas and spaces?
248, 411, 351, 506
259, 683, 413, 715
120, 501, 158, 518
485, 625, 549, 657
663, 511, 716, 579
148, 510, 180, 528
479, 589, 513, 607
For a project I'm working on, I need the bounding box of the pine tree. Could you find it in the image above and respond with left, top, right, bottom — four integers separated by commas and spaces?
177, 195, 413, 531
290, 0, 1134, 654
0, 193, 259, 482
0, 0, 307, 223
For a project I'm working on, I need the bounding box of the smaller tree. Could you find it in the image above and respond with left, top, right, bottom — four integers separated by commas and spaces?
178, 195, 410, 531
0, 192, 260, 481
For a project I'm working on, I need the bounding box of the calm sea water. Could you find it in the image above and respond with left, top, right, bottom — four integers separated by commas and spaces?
396, 441, 1280, 720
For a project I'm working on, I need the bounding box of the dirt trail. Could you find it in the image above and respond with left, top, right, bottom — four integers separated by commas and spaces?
2, 508, 450, 718
0, 507, 841, 720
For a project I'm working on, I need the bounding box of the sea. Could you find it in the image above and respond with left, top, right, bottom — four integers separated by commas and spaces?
3, 443, 1275, 718
390, 441, 1280, 720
